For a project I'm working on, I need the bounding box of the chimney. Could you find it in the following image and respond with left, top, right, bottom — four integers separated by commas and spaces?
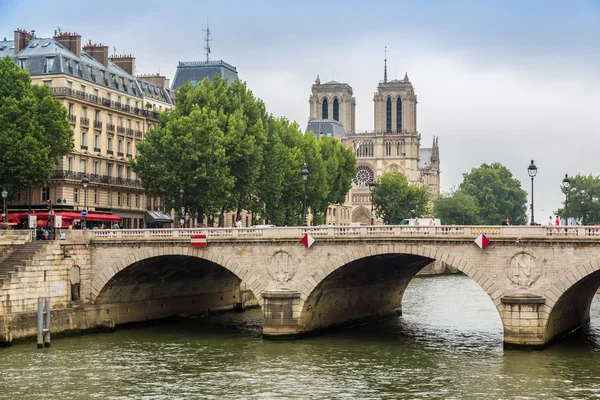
13, 28, 34, 54
53, 31, 81, 57
137, 73, 170, 88
110, 54, 136, 76
83, 40, 108, 67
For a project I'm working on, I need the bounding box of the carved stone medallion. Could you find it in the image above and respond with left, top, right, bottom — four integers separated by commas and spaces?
505, 251, 541, 288
267, 250, 296, 284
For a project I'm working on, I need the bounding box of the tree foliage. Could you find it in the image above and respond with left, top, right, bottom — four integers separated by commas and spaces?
433, 189, 482, 225
0, 56, 73, 197
556, 174, 600, 225
372, 172, 429, 225
459, 162, 527, 225
133, 76, 355, 226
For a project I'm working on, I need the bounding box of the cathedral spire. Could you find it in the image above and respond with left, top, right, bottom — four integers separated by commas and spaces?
404, 72, 409, 83
384, 46, 388, 83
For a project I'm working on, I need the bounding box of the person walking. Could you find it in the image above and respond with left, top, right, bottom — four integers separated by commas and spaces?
555, 216, 560, 226
548, 216, 554, 226
429, 216, 436, 226
502, 217, 510, 226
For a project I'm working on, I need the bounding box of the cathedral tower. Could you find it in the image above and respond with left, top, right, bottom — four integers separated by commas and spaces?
309, 75, 356, 133
373, 72, 417, 134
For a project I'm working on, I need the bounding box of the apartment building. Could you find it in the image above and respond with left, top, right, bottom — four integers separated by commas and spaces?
0, 29, 174, 228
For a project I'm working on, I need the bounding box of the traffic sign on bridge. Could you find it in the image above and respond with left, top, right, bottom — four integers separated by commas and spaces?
191, 234, 207, 247
81, 209, 88, 217
475, 233, 490, 249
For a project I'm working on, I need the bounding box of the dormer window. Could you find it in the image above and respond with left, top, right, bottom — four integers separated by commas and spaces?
74, 61, 82, 76
42, 57, 55, 74
17, 58, 26, 69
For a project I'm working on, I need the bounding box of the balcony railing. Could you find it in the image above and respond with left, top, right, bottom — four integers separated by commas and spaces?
51, 170, 143, 188
94, 147, 101, 153
80, 117, 89, 127
117, 151, 124, 157
117, 126, 125, 134
93, 120, 102, 130
51, 87, 161, 121
126, 153, 132, 158
126, 128, 134, 136
107, 123, 115, 132
135, 130, 143, 138
107, 149, 114, 155
68, 114, 77, 124
80, 145, 88, 150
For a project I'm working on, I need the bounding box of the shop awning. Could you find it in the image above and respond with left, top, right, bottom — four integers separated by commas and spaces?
7, 211, 122, 224
144, 210, 173, 223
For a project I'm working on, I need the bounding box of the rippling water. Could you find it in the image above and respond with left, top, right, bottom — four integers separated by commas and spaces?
2, 275, 600, 399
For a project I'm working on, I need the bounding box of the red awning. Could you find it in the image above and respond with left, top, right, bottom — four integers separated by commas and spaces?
7, 211, 121, 224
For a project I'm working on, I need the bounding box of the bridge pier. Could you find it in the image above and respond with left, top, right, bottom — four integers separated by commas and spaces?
262, 291, 302, 339
501, 294, 546, 348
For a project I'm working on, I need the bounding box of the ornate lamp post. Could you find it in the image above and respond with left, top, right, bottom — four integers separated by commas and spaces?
562, 174, 571, 226
369, 181, 377, 225
81, 175, 89, 229
179, 189, 185, 228
1, 189, 7, 223
527, 160, 537, 225
301, 163, 309, 226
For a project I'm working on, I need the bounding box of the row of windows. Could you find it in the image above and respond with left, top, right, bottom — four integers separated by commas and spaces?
321, 98, 340, 121
67, 156, 134, 179
79, 132, 136, 155
40, 186, 141, 208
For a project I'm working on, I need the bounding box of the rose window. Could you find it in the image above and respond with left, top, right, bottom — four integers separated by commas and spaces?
353, 165, 375, 186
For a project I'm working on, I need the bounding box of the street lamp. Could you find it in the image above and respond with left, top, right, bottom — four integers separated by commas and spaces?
81, 175, 89, 229
527, 160, 537, 225
562, 174, 571, 226
368, 181, 377, 225
301, 163, 309, 226
179, 189, 185, 228
1, 189, 7, 223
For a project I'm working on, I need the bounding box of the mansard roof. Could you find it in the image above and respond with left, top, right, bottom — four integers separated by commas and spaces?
171, 60, 238, 90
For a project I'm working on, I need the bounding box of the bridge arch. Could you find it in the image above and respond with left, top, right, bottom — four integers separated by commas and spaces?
298, 243, 504, 333
544, 257, 600, 342
91, 245, 264, 306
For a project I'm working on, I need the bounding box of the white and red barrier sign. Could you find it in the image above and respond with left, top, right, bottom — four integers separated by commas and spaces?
191, 234, 207, 247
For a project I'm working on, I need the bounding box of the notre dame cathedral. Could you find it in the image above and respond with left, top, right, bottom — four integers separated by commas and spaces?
307, 61, 441, 225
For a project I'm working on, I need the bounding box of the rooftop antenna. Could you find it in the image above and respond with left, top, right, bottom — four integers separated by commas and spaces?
203, 21, 211, 62
384, 46, 388, 83
57, 26, 62, 35
113, 46, 116, 57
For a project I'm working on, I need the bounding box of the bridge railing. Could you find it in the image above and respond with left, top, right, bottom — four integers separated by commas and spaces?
81, 225, 600, 240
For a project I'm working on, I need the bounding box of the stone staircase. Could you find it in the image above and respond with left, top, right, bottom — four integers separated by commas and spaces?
0, 241, 49, 286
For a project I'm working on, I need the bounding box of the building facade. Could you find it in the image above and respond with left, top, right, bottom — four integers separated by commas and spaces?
308, 69, 441, 225
1, 29, 174, 228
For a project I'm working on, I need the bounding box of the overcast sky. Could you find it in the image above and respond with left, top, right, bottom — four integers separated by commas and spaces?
2, 0, 600, 223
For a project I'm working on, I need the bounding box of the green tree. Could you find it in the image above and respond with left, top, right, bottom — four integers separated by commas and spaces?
459, 162, 527, 225
311, 136, 356, 224
373, 172, 429, 225
556, 174, 600, 224
433, 189, 482, 225
0, 56, 73, 197
132, 107, 233, 219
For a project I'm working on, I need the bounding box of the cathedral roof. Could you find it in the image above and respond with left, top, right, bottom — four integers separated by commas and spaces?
322, 80, 343, 85
419, 148, 433, 169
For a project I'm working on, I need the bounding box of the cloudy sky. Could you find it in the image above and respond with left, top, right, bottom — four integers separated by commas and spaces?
2, 0, 599, 223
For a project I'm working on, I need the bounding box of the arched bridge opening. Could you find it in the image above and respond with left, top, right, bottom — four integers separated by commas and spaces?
545, 264, 600, 344
93, 254, 257, 327
301, 253, 433, 333
294, 247, 504, 340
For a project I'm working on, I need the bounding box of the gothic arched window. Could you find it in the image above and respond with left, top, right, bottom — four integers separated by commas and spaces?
333, 98, 339, 121
396, 97, 402, 132
322, 99, 328, 120
386, 97, 392, 133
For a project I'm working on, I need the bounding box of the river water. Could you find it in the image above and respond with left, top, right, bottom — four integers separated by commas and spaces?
2, 275, 600, 399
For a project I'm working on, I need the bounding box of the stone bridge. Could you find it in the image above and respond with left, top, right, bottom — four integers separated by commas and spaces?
2, 225, 600, 347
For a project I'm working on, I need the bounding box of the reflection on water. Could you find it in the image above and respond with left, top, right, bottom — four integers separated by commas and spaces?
1, 275, 600, 399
